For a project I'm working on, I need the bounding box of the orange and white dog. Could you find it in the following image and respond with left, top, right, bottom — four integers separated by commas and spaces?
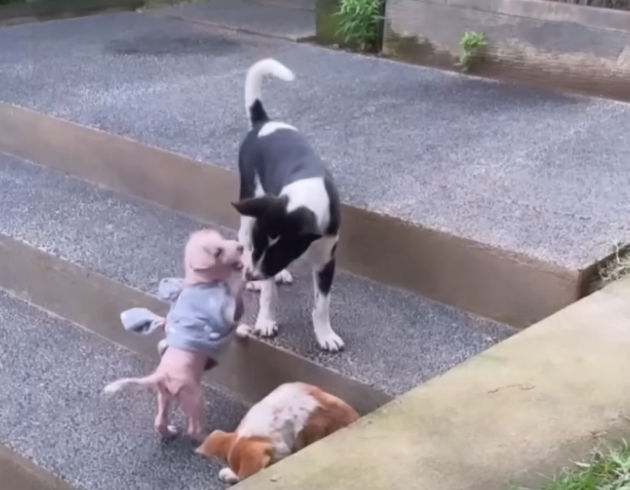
196, 382, 359, 484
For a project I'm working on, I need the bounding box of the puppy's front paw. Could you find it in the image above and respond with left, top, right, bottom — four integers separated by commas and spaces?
315, 330, 345, 352
235, 324, 252, 339
218, 467, 240, 484
157, 339, 167, 357
246, 280, 263, 292
253, 318, 278, 337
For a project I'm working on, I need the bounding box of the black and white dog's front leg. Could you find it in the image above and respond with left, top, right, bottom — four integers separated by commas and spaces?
236, 215, 280, 337
254, 278, 279, 337
308, 237, 344, 352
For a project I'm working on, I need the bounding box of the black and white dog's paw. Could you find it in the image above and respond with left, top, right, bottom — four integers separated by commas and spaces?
254, 318, 279, 337
315, 326, 345, 352
274, 269, 293, 284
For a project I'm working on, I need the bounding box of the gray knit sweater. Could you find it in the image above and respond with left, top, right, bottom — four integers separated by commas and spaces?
120, 277, 237, 357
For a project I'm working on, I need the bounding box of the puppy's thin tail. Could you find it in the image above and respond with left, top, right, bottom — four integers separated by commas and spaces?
244, 58, 294, 127
103, 372, 164, 395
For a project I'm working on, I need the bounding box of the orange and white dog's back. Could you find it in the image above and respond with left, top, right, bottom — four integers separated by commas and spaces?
196, 382, 359, 484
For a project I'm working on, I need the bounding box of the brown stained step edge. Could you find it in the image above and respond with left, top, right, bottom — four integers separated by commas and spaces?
0, 443, 77, 490
0, 0, 143, 27
0, 102, 578, 328
0, 233, 390, 416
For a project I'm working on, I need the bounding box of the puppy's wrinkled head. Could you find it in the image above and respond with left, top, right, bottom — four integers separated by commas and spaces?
184, 229, 244, 285
232, 196, 322, 281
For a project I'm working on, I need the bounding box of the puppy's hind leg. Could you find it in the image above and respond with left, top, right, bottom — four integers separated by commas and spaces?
155, 386, 178, 438
180, 384, 206, 443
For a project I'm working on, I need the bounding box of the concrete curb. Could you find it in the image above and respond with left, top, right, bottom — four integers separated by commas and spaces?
0, 0, 143, 27
0, 444, 77, 490
0, 102, 579, 328
149, 0, 317, 42
234, 277, 630, 490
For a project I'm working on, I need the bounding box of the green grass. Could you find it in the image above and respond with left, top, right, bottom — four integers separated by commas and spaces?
517, 443, 630, 490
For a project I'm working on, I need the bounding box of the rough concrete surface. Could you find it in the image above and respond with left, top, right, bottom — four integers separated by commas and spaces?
0, 12, 629, 269
155, 0, 315, 40
236, 278, 630, 490
0, 153, 514, 396
0, 290, 248, 490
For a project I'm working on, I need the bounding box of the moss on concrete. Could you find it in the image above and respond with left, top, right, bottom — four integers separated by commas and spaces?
383, 26, 457, 69
315, 0, 345, 46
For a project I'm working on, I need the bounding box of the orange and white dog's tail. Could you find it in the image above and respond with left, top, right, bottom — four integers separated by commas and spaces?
103, 372, 164, 394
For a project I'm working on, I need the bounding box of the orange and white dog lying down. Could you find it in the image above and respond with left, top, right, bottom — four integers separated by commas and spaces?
196, 382, 359, 484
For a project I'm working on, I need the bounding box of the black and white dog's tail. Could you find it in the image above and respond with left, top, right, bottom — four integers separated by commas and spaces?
244, 58, 294, 127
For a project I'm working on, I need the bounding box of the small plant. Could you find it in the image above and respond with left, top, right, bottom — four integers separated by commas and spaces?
514, 441, 630, 490
334, 0, 382, 52
457, 31, 487, 72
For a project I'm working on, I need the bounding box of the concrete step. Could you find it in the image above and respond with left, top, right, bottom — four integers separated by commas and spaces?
152, 0, 316, 41
1, 442, 75, 490
0, 152, 513, 398
1, 10, 627, 329
0, 290, 248, 490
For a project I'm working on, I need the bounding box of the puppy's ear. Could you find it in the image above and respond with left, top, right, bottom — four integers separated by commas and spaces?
196, 430, 235, 461
203, 245, 224, 260
232, 196, 287, 219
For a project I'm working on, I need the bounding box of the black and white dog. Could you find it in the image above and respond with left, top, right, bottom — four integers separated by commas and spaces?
232, 58, 344, 352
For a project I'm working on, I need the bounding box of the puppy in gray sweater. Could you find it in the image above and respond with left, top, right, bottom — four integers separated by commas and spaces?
104, 229, 250, 442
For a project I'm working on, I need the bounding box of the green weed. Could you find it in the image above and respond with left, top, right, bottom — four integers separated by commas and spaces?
334, 0, 382, 52
457, 31, 487, 72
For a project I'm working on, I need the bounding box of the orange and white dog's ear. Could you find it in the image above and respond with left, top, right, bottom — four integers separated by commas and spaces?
234, 439, 274, 480
196, 430, 235, 461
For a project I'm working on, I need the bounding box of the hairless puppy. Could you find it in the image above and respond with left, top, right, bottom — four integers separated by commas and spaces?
103, 229, 250, 442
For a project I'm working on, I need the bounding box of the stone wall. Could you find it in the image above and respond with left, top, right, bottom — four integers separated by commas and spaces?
383, 0, 630, 98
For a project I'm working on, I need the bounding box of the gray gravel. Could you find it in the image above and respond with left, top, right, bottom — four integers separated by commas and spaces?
0, 152, 515, 395
1, 12, 629, 268
0, 290, 248, 490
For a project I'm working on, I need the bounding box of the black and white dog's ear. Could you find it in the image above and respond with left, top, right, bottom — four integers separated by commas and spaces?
231, 197, 265, 218
231, 196, 286, 219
